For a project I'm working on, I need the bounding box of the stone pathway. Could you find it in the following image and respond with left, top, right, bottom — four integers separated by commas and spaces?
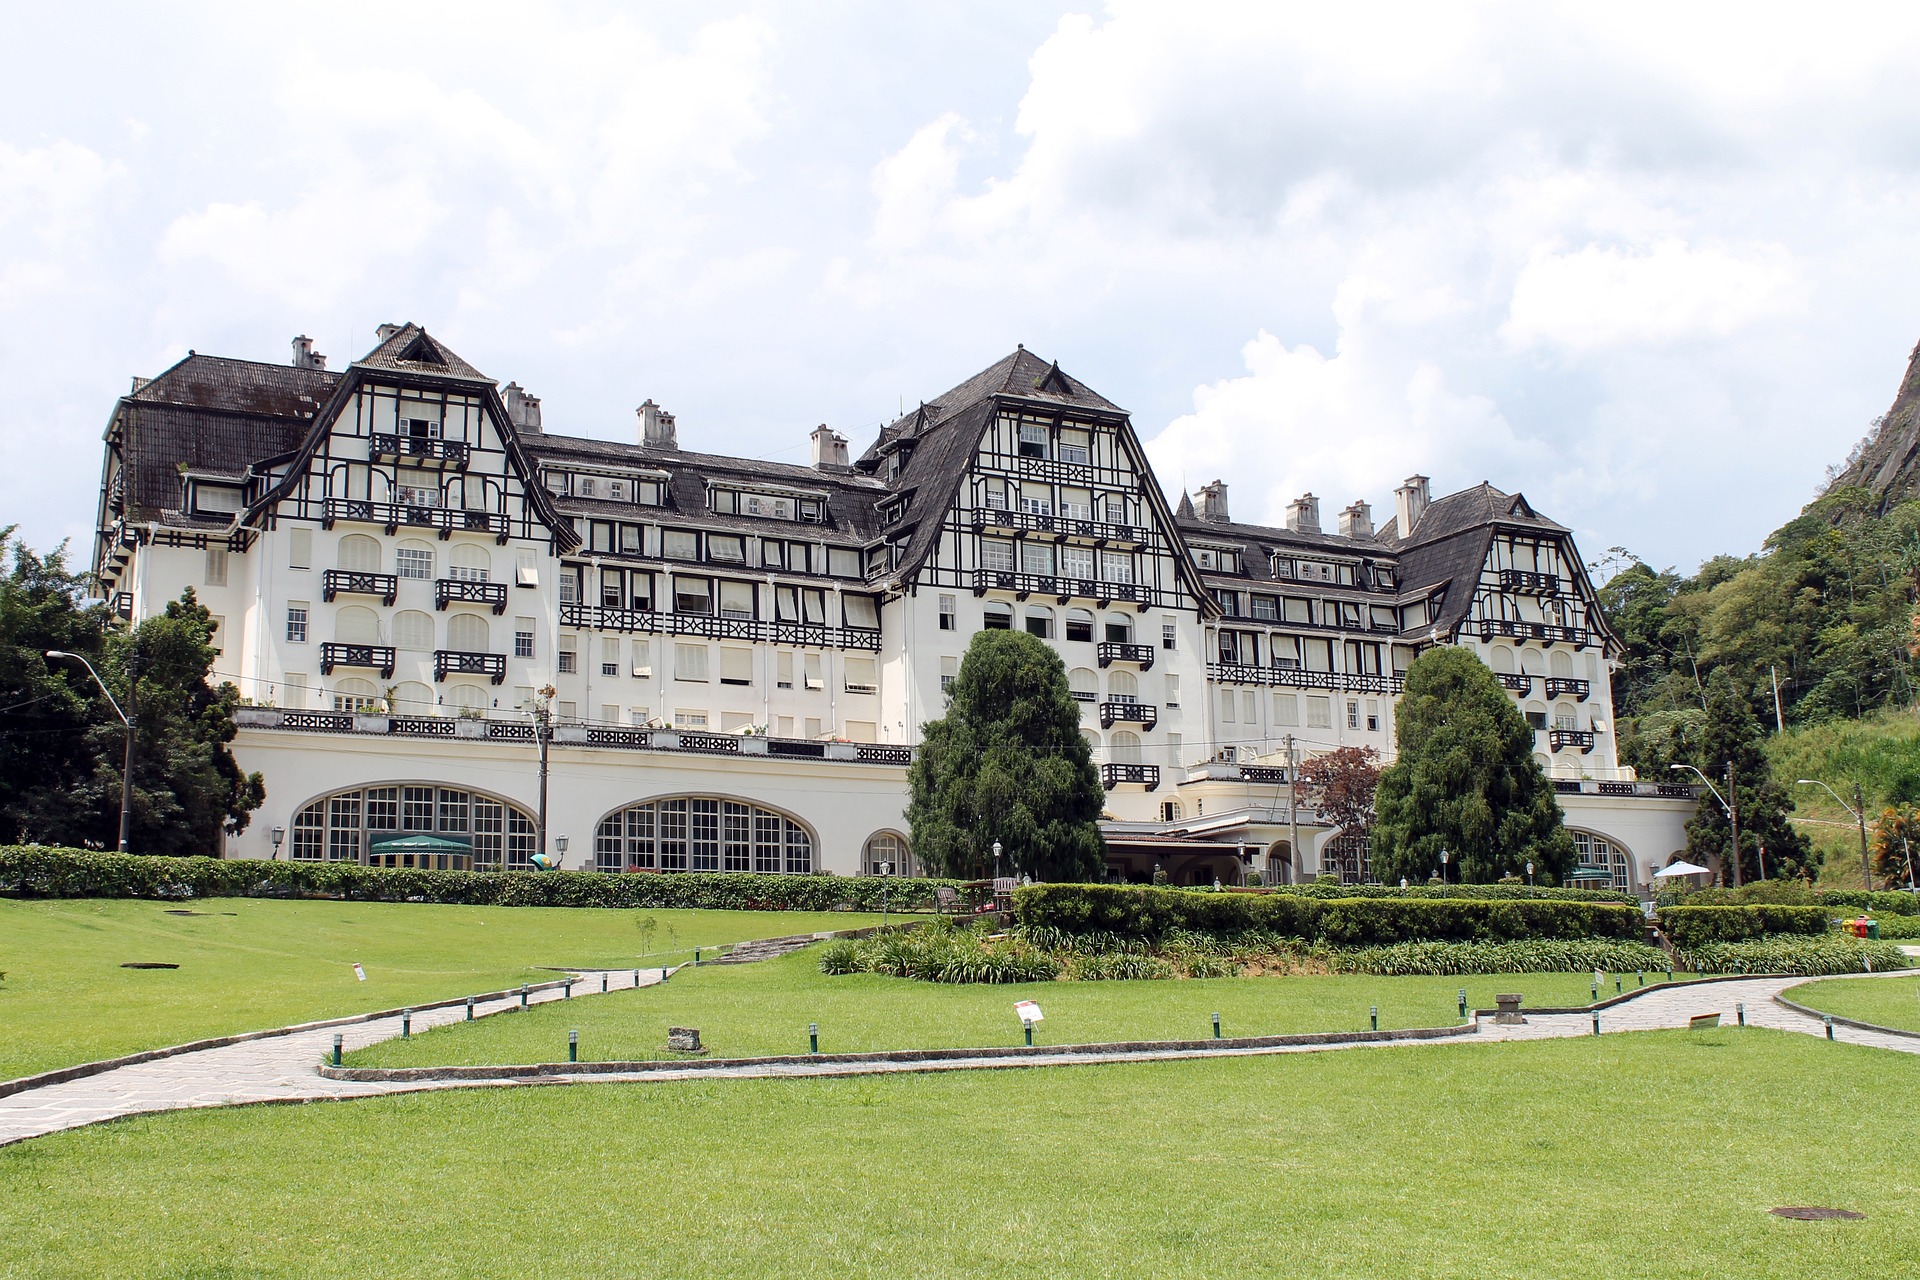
3, 969, 1915, 1148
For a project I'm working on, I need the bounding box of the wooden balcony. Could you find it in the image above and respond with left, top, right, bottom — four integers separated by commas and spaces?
322, 497, 509, 543
555, 603, 883, 652
320, 642, 395, 678
434, 650, 507, 684
972, 507, 1147, 547
1549, 729, 1596, 754
434, 578, 508, 614
1207, 663, 1405, 696
1498, 569, 1562, 596
1544, 677, 1591, 702
1096, 641, 1154, 670
1473, 618, 1591, 647
1496, 672, 1534, 695
370, 433, 470, 467
1101, 762, 1160, 791
323, 569, 398, 606
971, 568, 1148, 608
1099, 700, 1158, 730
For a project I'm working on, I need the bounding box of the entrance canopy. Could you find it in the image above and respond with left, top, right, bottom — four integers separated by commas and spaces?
370, 833, 473, 854
1654, 860, 1712, 878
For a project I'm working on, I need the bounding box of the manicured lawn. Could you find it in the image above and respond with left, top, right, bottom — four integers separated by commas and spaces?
0, 898, 882, 1081
6, 1030, 1917, 1278
1790, 974, 1920, 1032
352, 946, 1690, 1066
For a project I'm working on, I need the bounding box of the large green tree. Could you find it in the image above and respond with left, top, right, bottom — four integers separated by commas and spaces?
906, 628, 1105, 881
1371, 648, 1574, 884
1683, 668, 1816, 884
0, 530, 262, 853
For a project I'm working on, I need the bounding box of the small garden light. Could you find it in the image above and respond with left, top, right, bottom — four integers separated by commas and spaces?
465, 996, 474, 1021
1212, 1012, 1221, 1039
568, 1029, 578, 1064
1737, 1003, 1746, 1027
401, 1008, 411, 1039
1825, 1015, 1835, 1040
601, 973, 608, 994
1369, 1004, 1378, 1031
332, 1033, 342, 1067
565, 979, 573, 999
809, 1022, 819, 1055
520, 985, 529, 1009
1458, 989, 1468, 1020
1591, 1010, 1600, 1036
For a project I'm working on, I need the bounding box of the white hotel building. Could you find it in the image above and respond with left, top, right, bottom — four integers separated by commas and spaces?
92, 326, 1693, 891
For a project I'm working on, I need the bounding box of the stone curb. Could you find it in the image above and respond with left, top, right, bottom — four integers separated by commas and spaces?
1469, 971, 1799, 1018
317, 1021, 1480, 1082
1773, 989, 1920, 1041
0, 975, 589, 1101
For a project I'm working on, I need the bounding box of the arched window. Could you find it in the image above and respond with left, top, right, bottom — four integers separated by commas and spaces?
1109, 670, 1138, 702
390, 681, 435, 716
1025, 606, 1054, 639
863, 832, 919, 877
335, 605, 380, 645
447, 683, 489, 712
1520, 648, 1545, 676
1550, 649, 1573, 678
1533, 752, 1552, 773
1111, 730, 1142, 764
1068, 667, 1098, 705
594, 797, 814, 875
1160, 800, 1183, 822
983, 601, 1013, 631
1066, 608, 1095, 642
289, 783, 534, 869
1490, 645, 1516, 674
1571, 830, 1632, 891
395, 539, 435, 581
337, 534, 381, 573
393, 610, 434, 652
332, 678, 380, 713
1104, 614, 1133, 644
448, 613, 489, 652
449, 543, 491, 582
1082, 727, 1102, 757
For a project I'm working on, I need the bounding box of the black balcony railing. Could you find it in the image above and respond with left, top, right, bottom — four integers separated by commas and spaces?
1099, 700, 1158, 730
1096, 641, 1154, 670
320, 642, 395, 678
1549, 729, 1596, 753
1207, 663, 1405, 696
556, 603, 884, 652
370, 433, 471, 467
1101, 762, 1160, 791
435, 578, 508, 614
972, 568, 1148, 607
1544, 677, 1591, 702
1554, 779, 1696, 800
1472, 618, 1591, 647
433, 650, 507, 684
111, 591, 134, 621
322, 497, 509, 543
323, 569, 398, 606
1498, 569, 1563, 596
1238, 765, 1289, 785
972, 508, 1147, 546
1496, 672, 1534, 695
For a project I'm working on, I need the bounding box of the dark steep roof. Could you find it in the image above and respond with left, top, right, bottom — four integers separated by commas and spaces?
356, 323, 492, 383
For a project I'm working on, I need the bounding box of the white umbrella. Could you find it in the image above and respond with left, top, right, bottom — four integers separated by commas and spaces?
1654, 860, 1712, 878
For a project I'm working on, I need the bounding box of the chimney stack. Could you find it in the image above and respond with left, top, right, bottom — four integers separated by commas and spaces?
291, 335, 326, 371
1285, 493, 1321, 534
637, 399, 678, 450
504, 382, 542, 434
374, 322, 403, 342
1394, 475, 1430, 536
1197, 480, 1230, 523
811, 424, 851, 470
1338, 500, 1373, 539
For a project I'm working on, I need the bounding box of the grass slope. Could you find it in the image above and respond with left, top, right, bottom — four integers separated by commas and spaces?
6, 1031, 1916, 1279
0, 899, 881, 1081
1789, 974, 1920, 1032
1768, 707, 1920, 889
353, 947, 1685, 1067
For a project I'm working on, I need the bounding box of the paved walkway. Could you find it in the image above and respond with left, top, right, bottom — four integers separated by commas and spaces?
3, 969, 1915, 1148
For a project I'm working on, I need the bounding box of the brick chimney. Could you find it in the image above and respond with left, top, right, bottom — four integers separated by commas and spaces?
1285, 493, 1321, 534
291, 335, 326, 371
503, 382, 542, 434
1338, 500, 1373, 539
637, 399, 678, 450
811, 424, 850, 470
1394, 475, 1430, 535
374, 322, 404, 342
1197, 480, 1230, 523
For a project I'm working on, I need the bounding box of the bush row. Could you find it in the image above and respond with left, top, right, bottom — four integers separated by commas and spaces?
1815, 890, 1920, 916
1012, 883, 1644, 945
818, 925, 1060, 984
1316, 939, 1671, 978
0, 845, 965, 913
1264, 882, 1637, 906
1654, 904, 1833, 949
1677, 937, 1912, 976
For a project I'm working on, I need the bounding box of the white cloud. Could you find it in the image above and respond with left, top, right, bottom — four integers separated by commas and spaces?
1503, 239, 1802, 350
0, 140, 121, 308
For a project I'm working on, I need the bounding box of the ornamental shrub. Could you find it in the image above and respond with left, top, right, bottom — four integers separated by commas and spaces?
1655, 904, 1832, 949
0, 845, 967, 913
1678, 937, 1911, 976
1264, 882, 1635, 906
1317, 939, 1670, 977
1816, 890, 1920, 916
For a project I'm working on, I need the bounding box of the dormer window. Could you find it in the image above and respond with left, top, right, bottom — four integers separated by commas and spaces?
1196, 548, 1217, 569
798, 500, 826, 524
191, 483, 243, 515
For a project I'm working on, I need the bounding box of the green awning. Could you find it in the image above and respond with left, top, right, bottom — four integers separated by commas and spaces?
1565, 866, 1615, 881
369, 833, 472, 854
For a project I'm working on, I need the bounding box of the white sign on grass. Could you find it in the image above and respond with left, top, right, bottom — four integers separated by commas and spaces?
352, 963, 366, 982
1014, 1000, 1044, 1024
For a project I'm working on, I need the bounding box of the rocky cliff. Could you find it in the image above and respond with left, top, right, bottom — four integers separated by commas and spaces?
1827, 340, 1920, 514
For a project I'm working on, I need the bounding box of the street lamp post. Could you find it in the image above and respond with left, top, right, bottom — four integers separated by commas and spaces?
1439, 848, 1449, 895
1526, 860, 1534, 888
47, 650, 136, 853
992, 840, 1002, 879
555, 834, 570, 870
1797, 778, 1872, 893
1671, 764, 1742, 887
527, 685, 556, 868
270, 826, 286, 860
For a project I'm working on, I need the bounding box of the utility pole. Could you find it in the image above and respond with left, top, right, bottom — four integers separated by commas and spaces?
1285, 733, 1301, 884
1770, 666, 1785, 734
119, 649, 140, 854
1856, 781, 1872, 893
1726, 763, 1742, 888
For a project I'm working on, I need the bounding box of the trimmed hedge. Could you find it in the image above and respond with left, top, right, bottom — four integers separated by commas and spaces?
1267, 882, 1637, 907
1317, 939, 1671, 977
1677, 937, 1912, 976
0, 845, 965, 913
1816, 890, 1920, 916
1012, 883, 1643, 944
1655, 904, 1832, 949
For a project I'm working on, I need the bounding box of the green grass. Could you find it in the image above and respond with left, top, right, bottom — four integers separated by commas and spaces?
1789, 974, 1920, 1032
1767, 706, 1920, 890
351, 946, 1689, 1067
0, 898, 882, 1081
6, 1030, 1917, 1278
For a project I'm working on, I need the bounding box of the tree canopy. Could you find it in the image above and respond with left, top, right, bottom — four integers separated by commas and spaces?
1680, 668, 1816, 884
0, 530, 262, 852
906, 628, 1105, 881
1370, 647, 1574, 884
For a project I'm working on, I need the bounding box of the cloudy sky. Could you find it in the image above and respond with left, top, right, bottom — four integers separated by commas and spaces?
7, 1, 1920, 574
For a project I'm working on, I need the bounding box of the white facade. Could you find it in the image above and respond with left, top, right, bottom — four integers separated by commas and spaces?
93, 328, 1692, 889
